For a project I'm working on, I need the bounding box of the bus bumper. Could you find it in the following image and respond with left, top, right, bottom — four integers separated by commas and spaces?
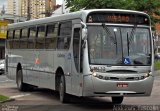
82, 74, 154, 97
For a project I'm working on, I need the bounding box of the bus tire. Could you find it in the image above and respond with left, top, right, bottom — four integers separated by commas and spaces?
16, 69, 28, 91
59, 75, 69, 103
112, 96, 124, 104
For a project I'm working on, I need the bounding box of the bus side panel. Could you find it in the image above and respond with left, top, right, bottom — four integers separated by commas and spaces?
38, 50, 55, 89
54, 50, 72, 93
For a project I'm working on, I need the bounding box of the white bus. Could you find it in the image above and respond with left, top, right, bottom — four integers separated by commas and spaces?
6, 9, 154, 104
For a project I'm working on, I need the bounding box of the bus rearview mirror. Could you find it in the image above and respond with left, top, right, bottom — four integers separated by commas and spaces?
81, 22, 87, 40
82, 28, 87, 40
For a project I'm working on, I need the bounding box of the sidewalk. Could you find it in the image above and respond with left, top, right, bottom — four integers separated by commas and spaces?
154, 70, 160, 77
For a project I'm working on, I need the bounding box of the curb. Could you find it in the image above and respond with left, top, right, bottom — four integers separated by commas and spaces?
0, 98, 15, 103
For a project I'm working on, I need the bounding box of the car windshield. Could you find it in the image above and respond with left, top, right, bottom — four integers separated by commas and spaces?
88, 25, 151, 65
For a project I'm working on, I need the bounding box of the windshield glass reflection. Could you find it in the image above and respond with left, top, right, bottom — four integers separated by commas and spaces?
88, 25, 151, 65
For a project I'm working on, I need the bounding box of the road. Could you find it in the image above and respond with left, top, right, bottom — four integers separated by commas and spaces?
0, 74, 160, 111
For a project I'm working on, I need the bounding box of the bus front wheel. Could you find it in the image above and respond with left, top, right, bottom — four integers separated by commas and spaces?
112, 96, 124, 104
59, 75, 69, 103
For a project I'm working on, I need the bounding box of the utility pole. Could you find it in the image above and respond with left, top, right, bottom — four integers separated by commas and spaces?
27, 0, 30, 20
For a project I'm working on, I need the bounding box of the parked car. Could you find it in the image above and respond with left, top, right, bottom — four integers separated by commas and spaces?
0, 59, 5, 75
155, 53, 160, 60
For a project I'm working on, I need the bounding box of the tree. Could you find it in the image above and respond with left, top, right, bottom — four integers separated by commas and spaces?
66, 0, 160, 27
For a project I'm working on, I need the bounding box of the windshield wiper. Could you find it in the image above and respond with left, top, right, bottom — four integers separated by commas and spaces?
126, 25, 137, 56
127, 32, 129, 56
102, 23, 118, 54
128, 25, 137, 44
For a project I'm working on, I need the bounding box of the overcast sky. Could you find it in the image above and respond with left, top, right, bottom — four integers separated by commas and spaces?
56, 0, 62, 5
0, 0, 7, 9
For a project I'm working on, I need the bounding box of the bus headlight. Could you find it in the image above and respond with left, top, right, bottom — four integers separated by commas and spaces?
145, 72, 150, 78
92, 71, 97, 77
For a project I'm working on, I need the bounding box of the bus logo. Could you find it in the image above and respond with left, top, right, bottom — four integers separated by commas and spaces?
34, 57, 40, 65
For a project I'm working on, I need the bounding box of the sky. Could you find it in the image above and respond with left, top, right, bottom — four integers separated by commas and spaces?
0, 0, 7, 9
0, 0, 62, 10
56, 0, 62, 5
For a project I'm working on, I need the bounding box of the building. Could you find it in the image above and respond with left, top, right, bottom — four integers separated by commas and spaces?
7, 0, 56, 20
7, 0, 14, 15
21, 0, 56, 20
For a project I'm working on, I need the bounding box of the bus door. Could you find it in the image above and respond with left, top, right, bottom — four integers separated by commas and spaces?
71, 24, 82, 95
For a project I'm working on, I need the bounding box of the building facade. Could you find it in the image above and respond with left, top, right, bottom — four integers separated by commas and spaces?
7, 0, 14, 15
7, 0, 56, 20
21, 0, 56, 20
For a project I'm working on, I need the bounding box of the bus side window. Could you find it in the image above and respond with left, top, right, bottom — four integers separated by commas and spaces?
20, 28, 28, 49
7, 30, 14, 49
57, 21, 72, 49
36, 25, 45, 49
28, 27, 36, 49
13, 29, 21, 49
45, 23, 58, 49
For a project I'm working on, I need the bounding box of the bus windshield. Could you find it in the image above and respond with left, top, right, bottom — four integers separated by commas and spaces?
88, 25, 151, 65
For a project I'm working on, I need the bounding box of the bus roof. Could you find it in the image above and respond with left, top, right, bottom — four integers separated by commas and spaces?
7, 9, 149, 29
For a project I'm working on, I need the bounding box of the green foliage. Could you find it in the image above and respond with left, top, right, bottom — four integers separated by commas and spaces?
0, 95, 9, 102
66, 0, 160, 26
154, 61, 160, 71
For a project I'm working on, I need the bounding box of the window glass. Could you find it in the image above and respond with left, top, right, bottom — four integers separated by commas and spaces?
6, 40, 12, 49
57, 21, 72, 49
36, 25, 45, 49
45, 23, 58, 49
13, 39, 19, 49
37, 25, 45, 38
29, 27, 36, 39
20, 39, 28, 49
20, 28, 28, 49
88, 25, 151, 65
14, 30, 20, 39
7, 30, 14, 39
28, 39, 35, 49
21, 28, 28, 38
28, 27, 36, 49
73, 28, 81, 72
7, 30, 14, 49
13, 30, 20, 49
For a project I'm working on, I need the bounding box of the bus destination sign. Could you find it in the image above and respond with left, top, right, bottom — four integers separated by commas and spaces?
87, 12, 150, 25
106, 15, 129, 23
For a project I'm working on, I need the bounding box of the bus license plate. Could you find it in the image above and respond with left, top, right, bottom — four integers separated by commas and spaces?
117, 83, 128, 88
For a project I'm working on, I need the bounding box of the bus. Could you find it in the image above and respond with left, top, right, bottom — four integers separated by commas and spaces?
5, 9, 154, 104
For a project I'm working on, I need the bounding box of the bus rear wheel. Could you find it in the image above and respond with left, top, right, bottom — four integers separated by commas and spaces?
59, 75, 69, 103
112, 96, 124, 104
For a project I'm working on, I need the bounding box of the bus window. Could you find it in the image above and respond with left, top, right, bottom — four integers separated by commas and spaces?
73, 28, 81, 72
20, 28, 28, 49
28, 27, 36, 49
7, 30, 14, 39
14, 30, 20, 39
36, 25, 45, 49
45, 23, 58, 49
6, 30, 14, 49
21, 28, 28, 38
57, 21, 72, 49
13, 29, 21, 49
